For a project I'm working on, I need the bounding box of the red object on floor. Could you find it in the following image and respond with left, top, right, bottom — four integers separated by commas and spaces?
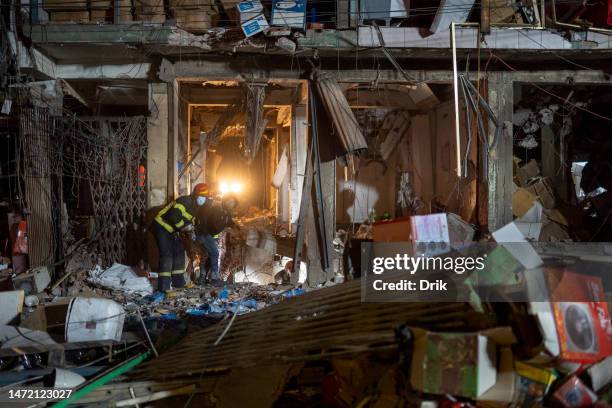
547, 269, 612, 363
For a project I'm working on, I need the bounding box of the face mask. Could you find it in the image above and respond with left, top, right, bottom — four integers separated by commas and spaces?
196, 196, 207, 206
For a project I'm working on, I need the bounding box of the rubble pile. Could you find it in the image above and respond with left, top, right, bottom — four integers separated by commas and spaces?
0, 197, 610, 407
126, 281, 305, 321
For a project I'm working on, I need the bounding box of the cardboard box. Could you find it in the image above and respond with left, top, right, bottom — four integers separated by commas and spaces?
539, 219, 570, 242
550, 375, 597, 408
410, 213, 451, 256
116, 0, 133, 22
43, 0, 87, 11
174, 9, 212, 32
446, 212, 475, 248
547, 269, 612, 363
515, 199, 545, 241
372, 217, 412, 243
135, 11, 165, 22
0, 290, 24, 325
12, 266, 51, 294
372, 213, 472, 255
527, 268, 612, 364
49, 11, 90, 22
478, 347, 517, 403
134, 0, 164, 21
584, 356, 612, 392
516, 159, 540, 187
513, 362, 557, 407
526, 177, 556, 209
169, 0, 211, 9
237, 0, 263, 22
271, 0, 306, 29
218, 0, 240, 23
90, 0, 112, 9
241, 14, 269, 37
410, 327, 516, 399
491, 222, 543, 269
90, 9, 110, 22
372, 214, 452, 256
512, 187, 537, 218
476, 245, 524, 287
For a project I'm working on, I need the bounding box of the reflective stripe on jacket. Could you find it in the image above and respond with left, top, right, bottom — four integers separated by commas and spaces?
154, 196, 196, 233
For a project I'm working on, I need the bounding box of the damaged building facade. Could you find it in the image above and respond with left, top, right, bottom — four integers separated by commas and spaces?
0, 0, 611, 406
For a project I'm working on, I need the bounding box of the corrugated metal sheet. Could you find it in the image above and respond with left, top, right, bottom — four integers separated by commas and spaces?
313, 72, 368, 156
130, 279, 485, 381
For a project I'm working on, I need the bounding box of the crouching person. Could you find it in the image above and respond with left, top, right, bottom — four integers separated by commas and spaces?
195, 194, 238, 286
153, 183, 210, 291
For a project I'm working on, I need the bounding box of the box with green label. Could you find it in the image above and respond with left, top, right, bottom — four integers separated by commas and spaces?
410, 329, 499, 399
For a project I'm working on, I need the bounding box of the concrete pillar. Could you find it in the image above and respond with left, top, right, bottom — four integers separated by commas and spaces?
179, 95, 190, 195
20, 81, 63, 269
147, 83, 169, 207
168, 80, 179, 199
305, 161, 337, 285
289, 103, 308, 231
278, 127, 291, 224
487, 72, 514, 231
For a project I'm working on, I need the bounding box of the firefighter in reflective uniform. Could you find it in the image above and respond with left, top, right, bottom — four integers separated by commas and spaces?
195, 194, 238, 286
153, 183, 210, 291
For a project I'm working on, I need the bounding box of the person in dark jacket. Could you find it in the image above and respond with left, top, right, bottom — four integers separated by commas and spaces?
195, 194, 238, 286
153, 183, 210, 291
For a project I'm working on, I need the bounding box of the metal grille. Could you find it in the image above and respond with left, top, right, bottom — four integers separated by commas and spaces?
76, 117, 148, 265
18, 106, 58, 268
18, 104, 148, 267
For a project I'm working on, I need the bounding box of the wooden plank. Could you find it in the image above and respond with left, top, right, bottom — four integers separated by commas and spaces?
481, 0, 491, 34
408, 114, 435, 213
540, 125, 558, 181
487, 72, 513, 230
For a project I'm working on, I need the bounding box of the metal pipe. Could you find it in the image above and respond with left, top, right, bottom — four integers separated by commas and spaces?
450, 22, 479, 178
52, 351, 153, 408
451, 22, 462, 178
550, 0, 612, 34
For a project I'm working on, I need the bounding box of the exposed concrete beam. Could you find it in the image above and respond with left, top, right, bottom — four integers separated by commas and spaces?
56, 63, 152, 80
25, 23, 612, 52
358, 26, 612, 51
8, 33, 152, 81
184, 87, 296, 106
160, 58, 463, 83
160, 59, 612, 85
26, 23, 174, 44
8, 32, 57, 79
185, 86, 429, 109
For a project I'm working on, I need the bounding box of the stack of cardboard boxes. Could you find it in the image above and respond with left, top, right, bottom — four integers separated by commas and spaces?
44, 0, 131, 23
133, 0, 164, 23
44, 0, 90, 23
170, 0, 213, 33
512, 158, 572, 242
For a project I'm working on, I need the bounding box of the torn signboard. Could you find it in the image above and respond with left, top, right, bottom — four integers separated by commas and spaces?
271, 0, 306, 29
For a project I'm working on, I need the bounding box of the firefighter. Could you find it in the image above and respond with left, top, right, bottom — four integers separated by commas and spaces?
153, 183, 210, 291
195, 194, 238, 286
